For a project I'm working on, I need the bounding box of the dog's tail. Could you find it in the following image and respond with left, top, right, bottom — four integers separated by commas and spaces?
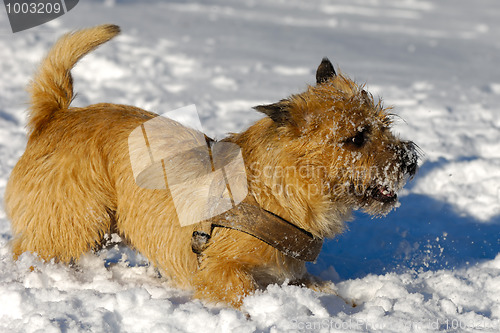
27, 24, 120, 135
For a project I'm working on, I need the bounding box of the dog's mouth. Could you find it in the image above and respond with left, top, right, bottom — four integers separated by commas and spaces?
370, 185, 397, 203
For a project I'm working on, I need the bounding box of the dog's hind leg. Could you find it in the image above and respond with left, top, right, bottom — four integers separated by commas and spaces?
7, 160, 116, 263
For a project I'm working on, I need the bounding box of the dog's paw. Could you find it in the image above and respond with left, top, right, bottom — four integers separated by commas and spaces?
296, 276, 358, 307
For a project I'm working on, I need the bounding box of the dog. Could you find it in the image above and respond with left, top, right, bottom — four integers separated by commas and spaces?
5, 24, 418, 308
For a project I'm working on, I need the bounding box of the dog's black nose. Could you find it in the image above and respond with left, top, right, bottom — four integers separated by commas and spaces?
400, 141, 419, 177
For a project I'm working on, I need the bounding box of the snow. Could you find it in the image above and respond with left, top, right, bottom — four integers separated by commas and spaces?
1, 0, 500, 331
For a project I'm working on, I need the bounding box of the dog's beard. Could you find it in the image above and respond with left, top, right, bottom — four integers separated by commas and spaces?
326, 161, 413, 217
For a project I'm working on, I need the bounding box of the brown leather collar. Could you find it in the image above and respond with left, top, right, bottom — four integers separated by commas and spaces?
191, 196, 323, 262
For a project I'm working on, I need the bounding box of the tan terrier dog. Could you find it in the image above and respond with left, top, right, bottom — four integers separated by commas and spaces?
5, 25, 417, 308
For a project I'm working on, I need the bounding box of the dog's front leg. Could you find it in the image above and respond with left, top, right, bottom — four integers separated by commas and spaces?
193, 257, 257, 309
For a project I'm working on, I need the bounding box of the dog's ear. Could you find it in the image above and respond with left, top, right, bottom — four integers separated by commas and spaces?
316, 57, 336, 84
253, 100, 292, 126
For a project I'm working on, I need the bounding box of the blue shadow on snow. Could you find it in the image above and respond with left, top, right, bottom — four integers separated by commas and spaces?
308, 193, 500, 280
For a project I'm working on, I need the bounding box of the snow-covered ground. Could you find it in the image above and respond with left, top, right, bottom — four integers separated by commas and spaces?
1, 0, 500, 331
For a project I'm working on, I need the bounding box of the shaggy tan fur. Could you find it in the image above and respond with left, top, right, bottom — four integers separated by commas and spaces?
5, 24, 417, 308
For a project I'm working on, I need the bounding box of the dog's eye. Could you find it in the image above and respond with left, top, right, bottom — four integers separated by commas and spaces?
346, 130, 367, 148
351, 132, 365, 147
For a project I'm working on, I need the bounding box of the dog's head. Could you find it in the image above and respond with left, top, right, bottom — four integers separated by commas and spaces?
247, 58, 418, 236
